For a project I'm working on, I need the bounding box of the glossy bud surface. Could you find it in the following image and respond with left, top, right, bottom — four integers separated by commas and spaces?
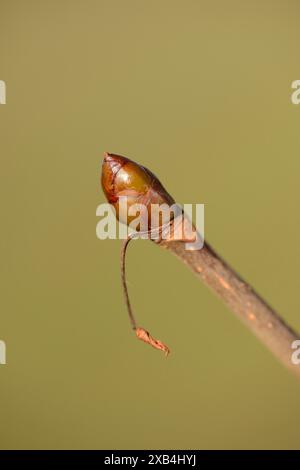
101, 152, 175, 229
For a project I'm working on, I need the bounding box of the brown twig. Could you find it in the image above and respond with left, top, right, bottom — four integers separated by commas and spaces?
101, 152, 300, 376
157, 237, 300, 379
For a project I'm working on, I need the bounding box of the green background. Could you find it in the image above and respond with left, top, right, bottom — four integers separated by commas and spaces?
1, 0, 300, 449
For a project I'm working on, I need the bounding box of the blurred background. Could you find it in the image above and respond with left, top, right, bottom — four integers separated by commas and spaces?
1, 0, 300, 450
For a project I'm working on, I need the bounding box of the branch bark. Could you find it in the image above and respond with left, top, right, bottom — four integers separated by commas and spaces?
101, 152, 300, 377
157, 238, 300, 379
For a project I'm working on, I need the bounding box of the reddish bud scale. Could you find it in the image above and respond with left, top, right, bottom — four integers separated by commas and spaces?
101, 152, 175, 229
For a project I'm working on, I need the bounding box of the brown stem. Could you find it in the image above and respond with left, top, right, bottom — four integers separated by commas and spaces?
120, 230, 171, 355
121, 236, 137, 330
157, 238, 300, 379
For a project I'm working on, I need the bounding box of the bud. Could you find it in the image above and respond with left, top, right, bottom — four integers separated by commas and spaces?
101, 152, 175, 229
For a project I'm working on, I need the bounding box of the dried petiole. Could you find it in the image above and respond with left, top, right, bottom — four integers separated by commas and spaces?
120, 227, 172, 356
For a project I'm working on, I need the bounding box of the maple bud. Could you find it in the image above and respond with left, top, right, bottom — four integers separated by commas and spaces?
101, 152, 175, 229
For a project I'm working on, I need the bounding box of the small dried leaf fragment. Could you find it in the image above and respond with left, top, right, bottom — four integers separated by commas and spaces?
135, 327, 170, 356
